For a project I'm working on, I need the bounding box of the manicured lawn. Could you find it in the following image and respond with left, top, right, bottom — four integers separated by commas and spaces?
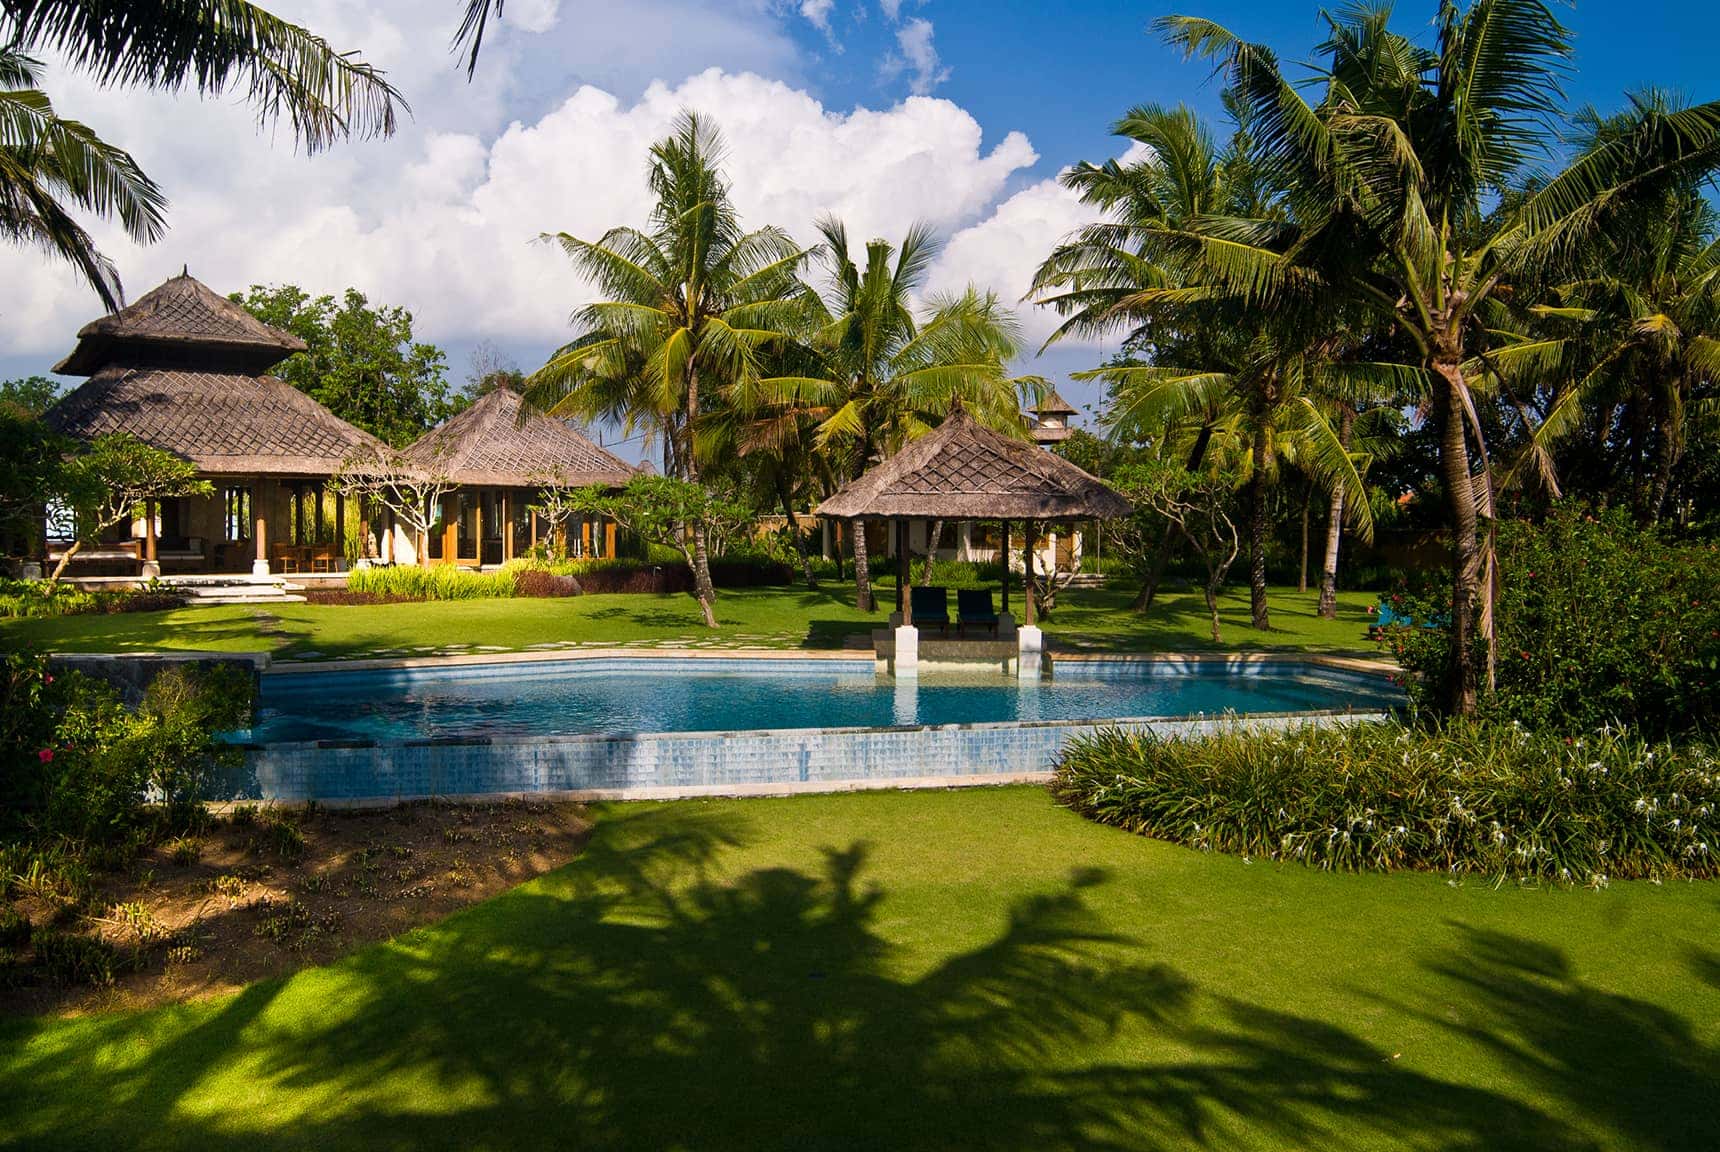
1, 788, 1713, 1150
0, 582, 1384, 660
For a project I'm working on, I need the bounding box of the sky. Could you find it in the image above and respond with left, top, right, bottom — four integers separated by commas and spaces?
4, 0, 1717, 464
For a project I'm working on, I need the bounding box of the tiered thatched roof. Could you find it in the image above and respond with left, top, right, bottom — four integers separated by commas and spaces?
402, 387, 634, 488
45, 271, 385, 477
815, 408, 1129, 521
54, 270, 306, 376
1035, 387, 1078, 417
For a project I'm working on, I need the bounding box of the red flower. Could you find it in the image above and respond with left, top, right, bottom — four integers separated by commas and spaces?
37, 748, 53, 764
43, 674, 53, 684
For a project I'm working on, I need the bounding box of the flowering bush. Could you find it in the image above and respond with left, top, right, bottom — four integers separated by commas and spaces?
1383, 507, 1720, 736
1053, 719, 1718, 883
2, 647, 251, 842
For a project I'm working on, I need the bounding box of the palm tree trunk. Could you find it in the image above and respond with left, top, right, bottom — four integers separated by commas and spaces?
1317, 406, 1354, 621
680, 372, 719, 627
1434, 352, 1482, 715
689, 522, 719, 629
1298, 486, 1311, 594
852, 519, 874, 612
1248, 435, 1270, 631
777, 481, 816, 587
920, 519, 943, 587
1647, 378, 1683, 524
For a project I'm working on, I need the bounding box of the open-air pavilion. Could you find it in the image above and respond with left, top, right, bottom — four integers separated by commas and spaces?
815, 407, 1129, 677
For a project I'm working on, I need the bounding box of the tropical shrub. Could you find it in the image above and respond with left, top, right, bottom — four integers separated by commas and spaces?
346, 565, 513, 601
1384, 508, 1720, 736
2, 648, 251, 841
1053, 720, 1718, 883
0, 579, 184, 618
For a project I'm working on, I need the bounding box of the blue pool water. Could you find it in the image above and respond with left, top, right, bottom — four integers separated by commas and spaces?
242, 658, 1400, 745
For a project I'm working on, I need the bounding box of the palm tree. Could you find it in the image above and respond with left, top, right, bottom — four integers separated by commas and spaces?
2, 1, 404, 154
1, 49, 165, 308
805, 217, 1036, 611
1493, 95, 1720, 523
1081, 326, 1384, 630
526, 112, 812, 627
1151, 1, 1720, 712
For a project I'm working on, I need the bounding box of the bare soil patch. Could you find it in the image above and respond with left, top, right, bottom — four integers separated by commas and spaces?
2, 800, 590, 1017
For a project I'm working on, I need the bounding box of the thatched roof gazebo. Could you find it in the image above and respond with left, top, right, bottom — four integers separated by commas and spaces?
395, 387, 635, 566
815, 407, 1129, 633
45, 270, 387, 577
401, 387, 634, 488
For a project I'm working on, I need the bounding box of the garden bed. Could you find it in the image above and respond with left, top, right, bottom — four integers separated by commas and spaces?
1, 799, 590, 1017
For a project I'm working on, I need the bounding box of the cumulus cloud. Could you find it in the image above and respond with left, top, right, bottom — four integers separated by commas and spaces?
0, 0, 1119, 389
880, 16, 949, 96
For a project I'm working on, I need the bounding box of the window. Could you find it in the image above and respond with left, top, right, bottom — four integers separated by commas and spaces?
224, 487, 252, 542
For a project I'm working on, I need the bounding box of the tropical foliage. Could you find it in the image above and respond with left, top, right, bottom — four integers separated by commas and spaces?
1054, 719, 1718, 882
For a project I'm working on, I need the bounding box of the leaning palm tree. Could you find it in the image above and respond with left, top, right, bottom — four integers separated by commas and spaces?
1150, 0, 1720, 712
526, 112, 812, 626
805, 216, 1037, 611
1, 1, 404, 153
0, 49, 164, 308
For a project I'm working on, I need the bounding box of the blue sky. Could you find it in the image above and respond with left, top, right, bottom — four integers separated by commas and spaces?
4, 1, 1716, 462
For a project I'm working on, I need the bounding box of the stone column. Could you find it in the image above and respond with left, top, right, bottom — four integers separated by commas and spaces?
141, 499, 161, 581
252, 510, 269, 576
893, 622, 919, 679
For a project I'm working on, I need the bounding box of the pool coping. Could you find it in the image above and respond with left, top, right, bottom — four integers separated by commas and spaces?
269, 646, 1397, 677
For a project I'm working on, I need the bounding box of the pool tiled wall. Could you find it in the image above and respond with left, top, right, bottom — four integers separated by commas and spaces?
222, 709, 1386, 805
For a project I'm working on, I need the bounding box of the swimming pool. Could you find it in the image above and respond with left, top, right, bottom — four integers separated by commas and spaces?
245, 656, 1401, 743
221, 654, 1401, 804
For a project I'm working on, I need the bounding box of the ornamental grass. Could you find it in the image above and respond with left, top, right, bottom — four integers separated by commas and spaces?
1052, 720, 1718, 884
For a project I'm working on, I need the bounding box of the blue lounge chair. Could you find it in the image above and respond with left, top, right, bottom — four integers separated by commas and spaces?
910, 586, 950, 634
957, 588, 999, 636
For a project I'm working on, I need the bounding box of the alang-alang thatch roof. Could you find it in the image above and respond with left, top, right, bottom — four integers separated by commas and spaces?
815, 408, 1130, 522
47, 369, 389, 476
53, 270, 307, 376
45, 271, 386, 476
401, 387, 635, 488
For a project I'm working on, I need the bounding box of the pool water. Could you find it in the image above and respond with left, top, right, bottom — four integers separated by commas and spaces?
242, 658, 1400, 745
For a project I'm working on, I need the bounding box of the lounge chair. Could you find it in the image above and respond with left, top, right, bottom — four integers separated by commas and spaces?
1369, 601, 1444, 638
910, 586, 950, 634
957, 588, 999, 636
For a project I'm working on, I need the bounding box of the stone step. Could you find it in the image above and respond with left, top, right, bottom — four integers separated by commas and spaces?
188, 594, 306, 605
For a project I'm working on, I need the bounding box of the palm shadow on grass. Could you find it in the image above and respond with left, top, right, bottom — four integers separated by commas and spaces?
0, 806, 1702, 1150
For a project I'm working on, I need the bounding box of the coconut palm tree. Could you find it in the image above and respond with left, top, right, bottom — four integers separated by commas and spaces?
0, 49, 164, 308
1150, 0, 1720, 711
1, 1, 404, 154
804, 216, 1037, 611
1489, 95, 1720, 523
526, 112, 813, 627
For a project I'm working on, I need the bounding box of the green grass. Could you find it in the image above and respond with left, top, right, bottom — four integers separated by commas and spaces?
1, 788, 1714, 1150
0, 582, 1384, 661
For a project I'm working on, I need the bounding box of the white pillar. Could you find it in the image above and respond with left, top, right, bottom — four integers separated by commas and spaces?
957, 522, 974, 561
1017, 624, 1043, 681
894, 623, 919, 679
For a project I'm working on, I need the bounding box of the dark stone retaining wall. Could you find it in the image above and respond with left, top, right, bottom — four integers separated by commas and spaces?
49, 652, 266, 714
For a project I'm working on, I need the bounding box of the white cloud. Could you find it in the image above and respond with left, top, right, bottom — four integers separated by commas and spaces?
881, 16, 949, 96
0, 66, 1060, 359
799, 0, 836, 34
0, 0, 1130, 399
501, 0, 561, 34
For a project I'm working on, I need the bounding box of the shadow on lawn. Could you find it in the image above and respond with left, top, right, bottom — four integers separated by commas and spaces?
0, 807, 1710, 1150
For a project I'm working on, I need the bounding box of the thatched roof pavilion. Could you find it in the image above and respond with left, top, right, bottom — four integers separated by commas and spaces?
401, 387, 634, 488
46, 271, 384, 476
816, 407, 1128, 623
1029, 386, 1078, 445
816, 407, 1128, 522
